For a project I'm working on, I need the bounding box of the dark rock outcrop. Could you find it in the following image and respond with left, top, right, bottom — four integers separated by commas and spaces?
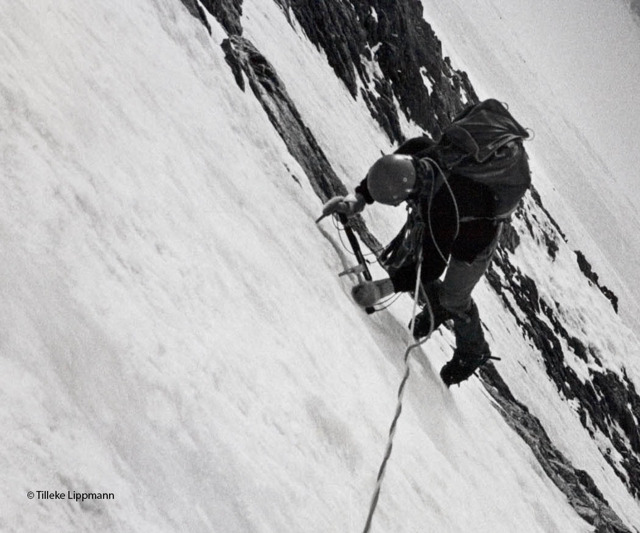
220, 31, 382, 251
575, 250, 619, 312
220, 36, 343, 200
273, 0, 477, 142
488, 193, 640, 505
200, 0, 243, 35
178, 0, 213, 33
480, 364, 632, 533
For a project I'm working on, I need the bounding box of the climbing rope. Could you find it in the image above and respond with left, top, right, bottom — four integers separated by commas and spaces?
425, 158, 460, 264
361, 249, 433, 533
359, 160, 461, 533
325, 158, 460, 531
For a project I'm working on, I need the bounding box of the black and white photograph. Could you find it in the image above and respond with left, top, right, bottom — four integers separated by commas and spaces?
2, 0, 640, 531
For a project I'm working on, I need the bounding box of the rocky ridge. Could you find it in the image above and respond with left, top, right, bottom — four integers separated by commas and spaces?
488, 192, 640, 508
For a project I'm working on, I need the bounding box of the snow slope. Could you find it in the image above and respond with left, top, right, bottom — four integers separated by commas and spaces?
240, 0, 640, 529
1, 0, 639, 532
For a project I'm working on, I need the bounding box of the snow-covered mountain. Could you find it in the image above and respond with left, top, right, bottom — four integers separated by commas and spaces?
2, 0, 639, 531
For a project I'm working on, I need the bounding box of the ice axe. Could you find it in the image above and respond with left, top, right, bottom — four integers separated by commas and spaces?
317, 202, 375, 314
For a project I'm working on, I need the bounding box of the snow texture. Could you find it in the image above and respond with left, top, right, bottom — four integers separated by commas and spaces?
1, 0, 639, 532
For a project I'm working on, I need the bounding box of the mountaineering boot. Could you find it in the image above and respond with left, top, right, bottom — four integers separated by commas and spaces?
410, 281, 453, 339
451, 299, 487, 355
352, 278, 395, 308
440, 299, 499, 386
411, 303, 453, 339
440, 344, 494, 387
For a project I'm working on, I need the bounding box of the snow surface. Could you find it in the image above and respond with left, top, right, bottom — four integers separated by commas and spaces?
1, 0, 639, 532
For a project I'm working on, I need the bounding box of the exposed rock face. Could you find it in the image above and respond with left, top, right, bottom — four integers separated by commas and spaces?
200, 0, 243, 35
487, 190, 640, 510
179, 0, 638, 530
272, 0, 477, 142
178, 0, 212, 33
221, 36, 342, 199
220, 33, 381, 251
480, 364, 632, 533
184, 0, 476, 140
575, 250, 619, 312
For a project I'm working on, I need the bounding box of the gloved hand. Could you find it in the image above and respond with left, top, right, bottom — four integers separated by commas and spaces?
316, 193, 366, 222
352, 278, 394, 308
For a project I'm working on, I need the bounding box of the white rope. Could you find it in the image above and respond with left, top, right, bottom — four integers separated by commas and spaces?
361, 248, 433, 533
360, 158, 457, 532
425, 158, 460, 265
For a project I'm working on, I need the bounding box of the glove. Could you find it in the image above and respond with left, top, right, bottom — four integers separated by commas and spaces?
352, 281, 382, 308
352, 279, 394, 308
317, 193, 366, 222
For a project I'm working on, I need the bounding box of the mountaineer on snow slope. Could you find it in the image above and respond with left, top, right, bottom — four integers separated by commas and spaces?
322, 99, 531, 386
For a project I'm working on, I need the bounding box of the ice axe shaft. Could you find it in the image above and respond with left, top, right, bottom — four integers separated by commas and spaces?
337, 214, 372, 282
336, 213, 375, 314
316, 204, 375, 313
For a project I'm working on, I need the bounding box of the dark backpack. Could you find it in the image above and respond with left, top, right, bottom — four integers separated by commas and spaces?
433, 98, 531, 219
379, 100, 531, 275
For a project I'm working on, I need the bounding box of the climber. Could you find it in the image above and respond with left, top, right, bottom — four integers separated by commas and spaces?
321, 99, 531, 386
